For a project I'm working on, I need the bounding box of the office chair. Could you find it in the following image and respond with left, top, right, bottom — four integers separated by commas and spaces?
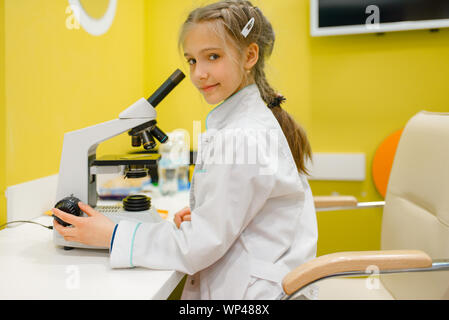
282, 111, 449, 300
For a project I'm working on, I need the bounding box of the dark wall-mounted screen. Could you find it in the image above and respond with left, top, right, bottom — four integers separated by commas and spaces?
319, 0, 449, 28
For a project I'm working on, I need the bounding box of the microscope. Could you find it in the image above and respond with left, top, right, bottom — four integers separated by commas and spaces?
53, 69, 185, 249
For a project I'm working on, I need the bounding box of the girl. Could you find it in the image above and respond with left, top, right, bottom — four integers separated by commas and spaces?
53, 0, 318, 300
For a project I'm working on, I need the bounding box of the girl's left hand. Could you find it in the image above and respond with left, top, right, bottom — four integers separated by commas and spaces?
174, 206, 191, 229
52, 202, 115, 248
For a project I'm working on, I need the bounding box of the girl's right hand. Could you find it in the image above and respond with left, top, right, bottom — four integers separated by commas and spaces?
174, 206, 191, 228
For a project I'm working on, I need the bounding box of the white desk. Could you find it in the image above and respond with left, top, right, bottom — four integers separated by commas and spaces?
0, 191, 189, 300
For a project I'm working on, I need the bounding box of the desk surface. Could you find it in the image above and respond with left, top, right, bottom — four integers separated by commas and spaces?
0, 191, 189, 300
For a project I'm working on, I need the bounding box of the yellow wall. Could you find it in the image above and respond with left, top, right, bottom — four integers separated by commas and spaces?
4, 0, 146, 185
2, 0, 449, 255
0, 0, 5, 227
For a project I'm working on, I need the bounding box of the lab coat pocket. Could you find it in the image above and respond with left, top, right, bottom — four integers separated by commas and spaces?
244, 276, 283, 300
245, 257, 290, 300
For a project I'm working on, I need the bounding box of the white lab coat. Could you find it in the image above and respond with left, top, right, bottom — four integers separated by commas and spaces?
110, 84, 318, 300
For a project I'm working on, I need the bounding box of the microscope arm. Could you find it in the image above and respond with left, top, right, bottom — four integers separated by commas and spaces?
56, 98, 156, 206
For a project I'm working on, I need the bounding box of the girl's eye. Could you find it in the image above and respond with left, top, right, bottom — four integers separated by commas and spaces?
209, 54, 219, 61
187, 54, 219, 66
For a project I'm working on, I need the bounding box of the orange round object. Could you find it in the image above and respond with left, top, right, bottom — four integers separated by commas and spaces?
372, 129, 403, 198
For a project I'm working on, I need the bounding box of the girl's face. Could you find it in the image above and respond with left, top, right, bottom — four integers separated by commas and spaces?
183, 22, 248, 105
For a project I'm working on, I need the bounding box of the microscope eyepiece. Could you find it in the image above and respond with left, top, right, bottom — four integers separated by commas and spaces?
147, 69, 185, 108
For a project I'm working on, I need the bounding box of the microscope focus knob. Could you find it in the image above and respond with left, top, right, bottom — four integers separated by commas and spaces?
53, 196, 82, 227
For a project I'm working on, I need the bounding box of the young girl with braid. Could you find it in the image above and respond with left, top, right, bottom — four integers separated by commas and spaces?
53, 0, 318, 300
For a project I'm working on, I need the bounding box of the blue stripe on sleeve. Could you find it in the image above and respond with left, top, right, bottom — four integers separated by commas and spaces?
130, 222, 142, 267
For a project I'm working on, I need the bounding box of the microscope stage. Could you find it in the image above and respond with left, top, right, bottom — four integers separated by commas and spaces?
93, 153, 160, 166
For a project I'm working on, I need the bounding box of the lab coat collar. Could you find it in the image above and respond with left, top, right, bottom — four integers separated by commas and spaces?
205, 84, 261, 131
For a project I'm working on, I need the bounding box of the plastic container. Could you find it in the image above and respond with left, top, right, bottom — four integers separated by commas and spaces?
158, 161, 178, 196
158, 130, 190, 195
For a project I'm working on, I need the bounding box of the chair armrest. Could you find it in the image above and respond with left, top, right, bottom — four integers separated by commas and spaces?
282, 250, 432, 296
314, 196, 385, 212
314, 196, 358, 208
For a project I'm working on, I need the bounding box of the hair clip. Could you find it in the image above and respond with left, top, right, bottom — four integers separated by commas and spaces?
241, 17, 255, 38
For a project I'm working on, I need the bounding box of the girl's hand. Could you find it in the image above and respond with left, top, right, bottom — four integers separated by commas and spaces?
52, 202, 115, 248
174, 206, 191, 229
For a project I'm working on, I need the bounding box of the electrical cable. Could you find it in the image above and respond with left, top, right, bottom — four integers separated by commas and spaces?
0, 220, 53, 230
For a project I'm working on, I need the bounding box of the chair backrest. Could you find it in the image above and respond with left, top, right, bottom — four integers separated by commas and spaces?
380, 111, 449, 299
